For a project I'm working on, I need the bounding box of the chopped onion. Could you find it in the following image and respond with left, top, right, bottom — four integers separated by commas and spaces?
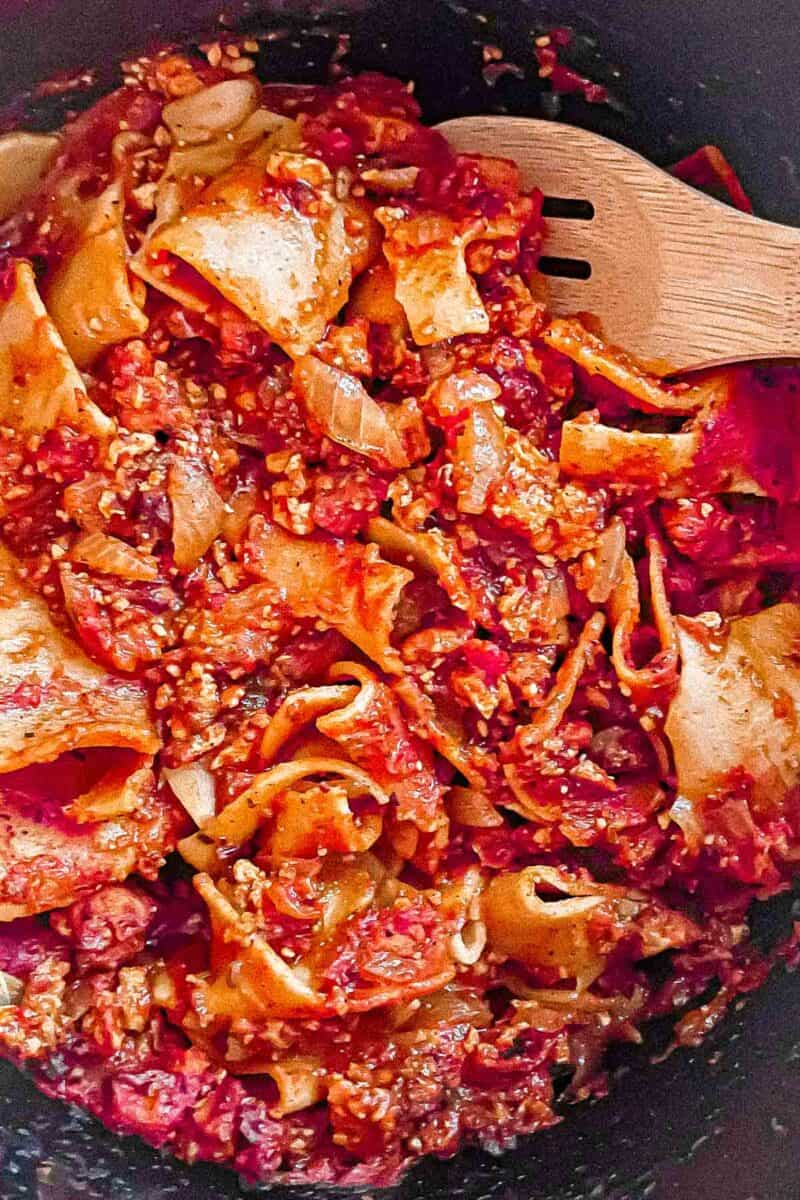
585, 516, 626, 603
163, 762, 217, 826
293, 355, 409, 468
427, 368, 501, 418
453, 402, 508, 514
264, 1058, 326, 1116
447, 785, 503, 827
163, 78, 261, 145
168, 458, 225, 569
668, 794, 704, 851
221, 480, 259, 547
71, 531, 159, 581
0, 970, 23, 1007
360, 166, 420, 191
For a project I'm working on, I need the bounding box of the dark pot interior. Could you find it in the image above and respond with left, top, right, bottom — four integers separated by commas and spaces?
0, 2, 798, 1197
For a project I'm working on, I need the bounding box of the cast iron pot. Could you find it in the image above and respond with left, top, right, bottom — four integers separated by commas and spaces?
0, 2, 798, 1197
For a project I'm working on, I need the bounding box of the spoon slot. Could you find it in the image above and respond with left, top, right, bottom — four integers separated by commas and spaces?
538, 256, 592, 280
541, 197, 595, 220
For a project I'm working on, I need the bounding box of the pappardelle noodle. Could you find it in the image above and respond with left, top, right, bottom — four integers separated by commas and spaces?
0, 45, 797, 1188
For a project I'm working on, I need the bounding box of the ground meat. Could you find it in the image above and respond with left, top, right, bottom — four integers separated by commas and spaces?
51, 884, 157, 971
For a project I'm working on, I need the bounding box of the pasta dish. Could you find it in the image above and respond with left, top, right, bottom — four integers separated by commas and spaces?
0, 45, 797, 1188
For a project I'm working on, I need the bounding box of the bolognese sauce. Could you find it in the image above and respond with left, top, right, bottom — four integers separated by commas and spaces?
0, 45, 796, 1188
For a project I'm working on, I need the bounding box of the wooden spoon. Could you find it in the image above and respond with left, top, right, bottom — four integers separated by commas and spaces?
436, 116, 800, 373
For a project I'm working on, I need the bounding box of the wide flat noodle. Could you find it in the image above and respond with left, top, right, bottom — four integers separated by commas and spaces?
46, 180, 148, 368
162, 78, 261, 145
0, 543, 159, 772
608, 537, 678, 697
0, 132, 59, 221
483, 866, 618, 986
503, 613, 605, 820
245, 517, 413, 671
512, 612, 605, 749
559, 415, 698, 494
490, 429, 606, 557
131, 94, 301, 307
260, 684, 359, 764
392, 674, 495, 788
194, 873, 324, 1019
147, 156, 368, 356
181, 581, 287, 672
179, 757, 390, 872
579, 516, 627, 604
263, 783, 383, 862
666, 603, 800, 810
483, 865, 696, 988
543, 317, 704, 413
366, 516, 485, 621
376, 209, 489, 344
0, 261, 112, 436
319, 662, 445, 832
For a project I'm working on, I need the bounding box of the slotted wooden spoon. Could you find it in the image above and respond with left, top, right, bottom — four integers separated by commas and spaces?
436, 116, 800, 373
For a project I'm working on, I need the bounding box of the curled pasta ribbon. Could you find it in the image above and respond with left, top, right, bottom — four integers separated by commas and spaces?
392, 674, 496, 788
215, 1051, 327, 1117
259, 684, 359, 764
193, 873, 324, 1018
65, 757, 154, 824
502, 613, 605, 820
264, 784, 383, 863
440, 867, 487, 967
319, 662, 447, 836
245, 518, 413, 673
608, 535, 678, 697
484, 865, 699, 988
0, 543, 160, 774
178, 757, 390, 872
162, 761, 216, 827
0, 261, 113, 438
521, 611, 606, 746
543, 317, 704, 414
188, 856, 397, 1035
483, 865, 627, 988
366, 516, 484, 622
